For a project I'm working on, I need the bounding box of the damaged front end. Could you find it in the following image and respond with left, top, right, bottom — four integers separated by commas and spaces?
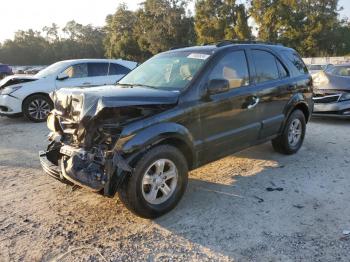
39, 86, 178, 196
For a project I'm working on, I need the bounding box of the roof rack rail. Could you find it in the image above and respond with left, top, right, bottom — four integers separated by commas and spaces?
215, 40, 284, 47
169, 45, 188, 50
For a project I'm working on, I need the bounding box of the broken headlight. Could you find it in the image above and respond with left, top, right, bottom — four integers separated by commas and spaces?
339, 93, 350, 102
47, 113, 63, 133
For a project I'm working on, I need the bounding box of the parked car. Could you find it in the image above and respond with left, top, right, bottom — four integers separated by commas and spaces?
307, 63, 333, 76
39, 41, 313, 218
0, 64, 13, 80
0, 59, 137, 122
313, 64, 350, 117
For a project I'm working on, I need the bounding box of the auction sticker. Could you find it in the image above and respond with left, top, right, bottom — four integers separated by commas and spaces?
187, 53, 210, 60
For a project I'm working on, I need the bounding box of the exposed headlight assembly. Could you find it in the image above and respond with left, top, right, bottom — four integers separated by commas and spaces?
0, 85, 22, 95
339, 93, 350, 102
47, 113, 63, 133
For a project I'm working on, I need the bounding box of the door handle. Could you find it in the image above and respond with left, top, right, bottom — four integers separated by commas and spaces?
83, 82, 91, 85
247, 96, 260, 109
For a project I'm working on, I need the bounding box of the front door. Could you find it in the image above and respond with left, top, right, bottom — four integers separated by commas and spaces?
55, 63, 92, 89
198, 50, 262, 164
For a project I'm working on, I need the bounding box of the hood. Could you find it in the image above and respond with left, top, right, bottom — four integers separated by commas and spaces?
313, 71, 350, 93
0, 75, 38, 90
53, 84, 180, 121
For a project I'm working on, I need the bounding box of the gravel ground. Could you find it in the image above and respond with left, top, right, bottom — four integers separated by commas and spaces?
0, 116, 350, 262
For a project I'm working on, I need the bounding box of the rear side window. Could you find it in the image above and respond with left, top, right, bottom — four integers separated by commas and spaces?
209, 50, 250, 89
252, 50, 279, 83
282, 50, 308, 76
109, 63, 131, 76
276, 59, 288, 78
88, 63, 109, 77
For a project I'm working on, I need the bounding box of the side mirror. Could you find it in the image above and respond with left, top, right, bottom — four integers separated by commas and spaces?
207, 79, 230, 95
57, 72, 69, 81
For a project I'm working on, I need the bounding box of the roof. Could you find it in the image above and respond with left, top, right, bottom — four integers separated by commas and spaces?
167, 40, 292, 54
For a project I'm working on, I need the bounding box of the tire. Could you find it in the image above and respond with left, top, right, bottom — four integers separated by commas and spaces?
23, 94, 53, 123
272, 109, 306, 155
118, 145, 188, 219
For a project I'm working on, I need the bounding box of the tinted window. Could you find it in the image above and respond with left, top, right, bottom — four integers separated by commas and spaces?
277, 59, 288, 78
252, 50, 279, 83
63, 63, 88, 78
209, 50, 249, 89
282, 50, 308, 76
109, 63, 131, 75
88, 63, 109, 77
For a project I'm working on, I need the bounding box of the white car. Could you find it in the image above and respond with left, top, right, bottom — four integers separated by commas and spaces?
0, 59, 137, 122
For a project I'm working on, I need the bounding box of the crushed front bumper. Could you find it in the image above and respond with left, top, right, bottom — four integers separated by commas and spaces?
39, 151, 73, 186
313, 100, 350, 117
39, 146, 133, 196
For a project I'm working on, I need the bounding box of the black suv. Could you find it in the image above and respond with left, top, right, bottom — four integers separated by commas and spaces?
39, 41, 313, 218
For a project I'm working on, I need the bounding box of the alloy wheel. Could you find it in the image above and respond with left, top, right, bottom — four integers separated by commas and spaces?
28, 98, 51, 121
141, 159, 178, 205
288, 119, 302, 146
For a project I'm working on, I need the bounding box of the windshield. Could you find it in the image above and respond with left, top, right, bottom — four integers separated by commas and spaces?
118, 51, 210, 91
35, 61, 67, 78
326, 66, 350, 77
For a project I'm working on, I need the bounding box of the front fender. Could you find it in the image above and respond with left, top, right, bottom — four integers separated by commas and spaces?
118, 122, 196, 155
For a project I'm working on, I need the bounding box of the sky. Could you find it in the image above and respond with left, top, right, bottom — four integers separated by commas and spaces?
0, 0, 349, 43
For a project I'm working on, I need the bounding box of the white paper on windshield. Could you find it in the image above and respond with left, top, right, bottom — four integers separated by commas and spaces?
187, 53, 210, 60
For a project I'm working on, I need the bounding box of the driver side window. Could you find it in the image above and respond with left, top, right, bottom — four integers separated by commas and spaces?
63, 63, 88, 79
209, 50, 250, 89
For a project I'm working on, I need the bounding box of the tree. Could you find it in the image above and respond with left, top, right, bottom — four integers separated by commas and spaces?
135, 0, 195, 57
104, 4, 142, 61
250, 0, 341, 56
195, 0, 252, 44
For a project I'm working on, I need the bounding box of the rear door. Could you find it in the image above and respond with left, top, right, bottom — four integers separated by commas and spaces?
198, 49, 262, 163
87, 62, 110, 86
248, 48, 292, 139
107, 63, 132, 83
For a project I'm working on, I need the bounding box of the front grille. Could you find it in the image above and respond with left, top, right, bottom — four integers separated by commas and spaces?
313, 94, 341, 104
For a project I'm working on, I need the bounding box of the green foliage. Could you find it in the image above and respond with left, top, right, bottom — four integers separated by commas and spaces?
194, 0, 252, 44
2, 0, 350, 65
250, 0, 342, 56
0, 21, 105, 65
105, 0, 195, 62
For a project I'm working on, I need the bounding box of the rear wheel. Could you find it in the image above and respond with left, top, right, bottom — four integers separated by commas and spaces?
272, 109, 306, 155
118, 145, 188, 219
23, 94, 53, 122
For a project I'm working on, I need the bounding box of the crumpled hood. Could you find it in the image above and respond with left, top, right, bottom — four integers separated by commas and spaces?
53, 84, 180, 121
0, 75, 38, 90
313, 71, 350, 93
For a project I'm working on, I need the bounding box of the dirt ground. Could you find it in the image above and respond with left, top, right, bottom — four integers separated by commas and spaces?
0, 116, 350, 262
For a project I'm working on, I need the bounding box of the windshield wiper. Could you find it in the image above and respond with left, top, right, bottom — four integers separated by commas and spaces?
117, 83, 158, 89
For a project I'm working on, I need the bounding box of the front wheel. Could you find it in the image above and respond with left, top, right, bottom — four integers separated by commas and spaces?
272, 109, 306, 155
118, 145, 188, 219
23, 94, 53, 122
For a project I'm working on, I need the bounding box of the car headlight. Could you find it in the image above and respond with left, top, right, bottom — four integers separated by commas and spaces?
47, 113, 62, 133
339, 93, 350, 102
1, 85, 22, 95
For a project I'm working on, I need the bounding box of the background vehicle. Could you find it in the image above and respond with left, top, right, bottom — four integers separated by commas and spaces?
313, 64, 350, 117
0, 59, 137, 122
40, 41, 313, 218
0, 64, 13, 80
307, 63, 333, 76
